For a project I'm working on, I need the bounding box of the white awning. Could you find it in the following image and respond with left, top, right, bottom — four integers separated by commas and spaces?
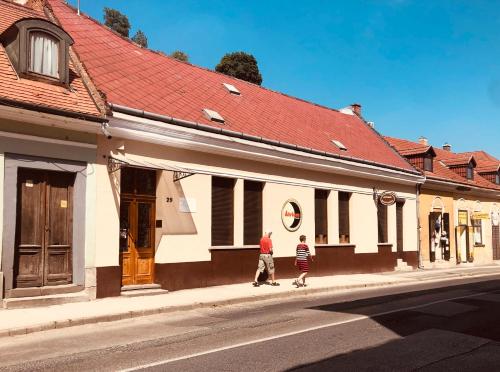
108, 153, 193, 181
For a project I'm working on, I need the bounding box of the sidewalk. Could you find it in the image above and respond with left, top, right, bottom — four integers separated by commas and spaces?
0, 265, 499, 338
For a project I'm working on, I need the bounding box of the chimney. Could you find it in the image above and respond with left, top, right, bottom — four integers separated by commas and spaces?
418, 136, 428, 145
350, 103, 362, 116
443, 143, 452, 151
13, 0, 44, 11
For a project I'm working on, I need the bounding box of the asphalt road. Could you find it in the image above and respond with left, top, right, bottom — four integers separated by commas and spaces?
1, 274, 500, 371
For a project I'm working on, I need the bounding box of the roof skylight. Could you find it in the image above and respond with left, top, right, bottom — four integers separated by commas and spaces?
203, 108, 225, 124
332, 140, 347, 151
222, 83, 240, 95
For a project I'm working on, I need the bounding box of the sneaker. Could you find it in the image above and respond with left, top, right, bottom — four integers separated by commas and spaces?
252, 282, 260, 287
293, 279, 300, 288
303, 283, 307, 287
271, 282, 280, 286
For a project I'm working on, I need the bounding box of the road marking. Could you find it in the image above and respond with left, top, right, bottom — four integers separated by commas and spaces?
121, 290, 492, 371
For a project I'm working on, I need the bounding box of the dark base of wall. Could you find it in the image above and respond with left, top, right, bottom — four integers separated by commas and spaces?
154, 247, 419, 292
96, 266, 122, 298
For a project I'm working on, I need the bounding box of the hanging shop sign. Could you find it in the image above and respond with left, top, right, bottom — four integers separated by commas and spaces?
281, 199, 302, 232
379, 191, 397, 206
472, 212, 490, 220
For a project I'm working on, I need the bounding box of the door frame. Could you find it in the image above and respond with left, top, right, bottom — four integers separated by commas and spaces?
2, 154, 87, 297
119, 167, 157, 286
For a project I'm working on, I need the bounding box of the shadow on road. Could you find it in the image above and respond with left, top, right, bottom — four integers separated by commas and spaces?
288, 279, 500, 371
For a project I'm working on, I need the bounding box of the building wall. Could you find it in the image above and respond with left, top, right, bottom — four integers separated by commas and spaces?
0, 119, 97, 297
419, 187, 499, 267
95, 137, 419, 293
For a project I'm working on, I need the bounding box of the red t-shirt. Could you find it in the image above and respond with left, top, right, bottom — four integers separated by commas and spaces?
260, 236, 273, 254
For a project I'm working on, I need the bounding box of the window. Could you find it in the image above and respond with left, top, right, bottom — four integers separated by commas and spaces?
472, 218, 482, 246
496, 172, 500, 185
466, 165, 474, 180
315, 189, 329, 244
1, 19, 73, 84
211, 177, 235, 246
377, 202, 388, 243
396, 201, 404, 252
424, 155, 433, 172
338, 192, 351, 243
29, 32, 59, 78
244, 181, 263, 245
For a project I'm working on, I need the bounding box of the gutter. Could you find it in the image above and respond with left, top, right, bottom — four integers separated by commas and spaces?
0, 97, 105, 123
109, 103, 423, 178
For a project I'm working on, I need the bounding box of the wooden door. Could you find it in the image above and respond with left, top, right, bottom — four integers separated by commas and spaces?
493, 225, 500, 260
14, 169, 74, 288
120, 198, 155, 286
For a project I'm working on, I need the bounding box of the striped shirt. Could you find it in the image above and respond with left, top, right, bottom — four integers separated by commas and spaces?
296, 243, 310, 261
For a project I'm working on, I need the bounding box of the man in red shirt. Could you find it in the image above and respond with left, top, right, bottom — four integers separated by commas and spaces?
253, 230, 279, 287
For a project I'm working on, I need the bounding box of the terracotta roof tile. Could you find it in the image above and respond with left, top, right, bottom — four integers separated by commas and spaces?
47, 0, 415, 173
385, 136, 500, 191
0, 0, 101, 118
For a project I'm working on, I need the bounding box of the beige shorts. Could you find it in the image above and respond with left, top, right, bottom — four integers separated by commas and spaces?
257, 254, 275, 275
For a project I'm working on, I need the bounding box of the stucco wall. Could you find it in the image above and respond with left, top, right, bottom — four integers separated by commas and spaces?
96, 137, 419, 270
420, 187, 499, 267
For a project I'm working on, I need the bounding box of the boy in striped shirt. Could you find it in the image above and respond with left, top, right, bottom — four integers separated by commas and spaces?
294, 235, 313, 288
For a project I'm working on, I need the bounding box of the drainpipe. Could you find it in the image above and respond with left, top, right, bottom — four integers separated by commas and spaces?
416, 183, 424, 269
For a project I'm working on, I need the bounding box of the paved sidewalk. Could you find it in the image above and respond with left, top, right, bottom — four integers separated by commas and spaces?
0, 265, 499, 338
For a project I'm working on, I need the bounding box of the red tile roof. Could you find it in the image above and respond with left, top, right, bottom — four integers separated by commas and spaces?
385, 136, 500, 191
0, 0, 101, 119
458, 151, 500, 173
47, 0, 416, 173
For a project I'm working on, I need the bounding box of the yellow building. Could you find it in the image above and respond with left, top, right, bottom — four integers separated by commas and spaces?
386, 137, 500, 268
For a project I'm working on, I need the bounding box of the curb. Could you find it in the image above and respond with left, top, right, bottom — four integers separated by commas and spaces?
1, 270, 499, 339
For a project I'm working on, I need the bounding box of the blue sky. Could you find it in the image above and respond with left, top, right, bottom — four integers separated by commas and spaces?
70, 0, 500, 157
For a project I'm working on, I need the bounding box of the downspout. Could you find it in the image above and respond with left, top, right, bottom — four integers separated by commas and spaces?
416, 183, 424, 269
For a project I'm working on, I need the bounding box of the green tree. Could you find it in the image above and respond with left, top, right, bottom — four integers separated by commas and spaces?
131, 29, 148, 48
170, 50, 189, 62
215, 52, 262, 85
103, 7, 130, 37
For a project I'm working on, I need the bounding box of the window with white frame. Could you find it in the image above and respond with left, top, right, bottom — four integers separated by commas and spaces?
29, 32, 59, 78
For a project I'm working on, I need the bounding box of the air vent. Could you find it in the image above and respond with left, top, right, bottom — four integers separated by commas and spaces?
332, 140, 347, 151
223, 83, 240, 95
203, 108, 225, 124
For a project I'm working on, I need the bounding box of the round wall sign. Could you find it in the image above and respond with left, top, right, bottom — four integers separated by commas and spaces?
379, 191, 397, 206
281, 199, 302, 232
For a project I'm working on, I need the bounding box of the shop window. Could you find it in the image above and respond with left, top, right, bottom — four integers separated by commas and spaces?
377, 202, 388, 243
244, 180, 263, 245
211, 177, 235, 246
315, 189, 329, 244
338, 192, 351, 243
472, 218, 483, 246
424, 155, 433, 172
396, 201, 404, 252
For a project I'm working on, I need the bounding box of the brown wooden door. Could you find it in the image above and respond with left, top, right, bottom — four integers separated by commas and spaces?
14, 169, 74, 288
120, 198, 155, 285
493, 225, 500, 260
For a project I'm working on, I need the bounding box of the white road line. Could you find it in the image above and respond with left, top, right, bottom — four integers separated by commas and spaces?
120, 291, 489, 371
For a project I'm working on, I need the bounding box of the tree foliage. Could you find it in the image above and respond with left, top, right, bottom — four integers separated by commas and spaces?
170, 50, 189, 62
132, 29, 148, 48
104, 7, 130, 37
215, 52, 262, 85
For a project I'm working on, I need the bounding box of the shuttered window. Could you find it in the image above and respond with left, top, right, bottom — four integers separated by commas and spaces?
315, 189, 329, 244
211, 177, 235, 246
244, 180, 263, 245
396, 201, 404, 252
377, 202, 388, 243
338, 192, 351, 243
